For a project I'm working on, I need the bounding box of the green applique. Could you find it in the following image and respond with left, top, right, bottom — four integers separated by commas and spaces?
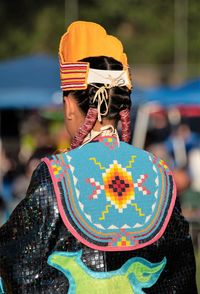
48, 250, 166, 294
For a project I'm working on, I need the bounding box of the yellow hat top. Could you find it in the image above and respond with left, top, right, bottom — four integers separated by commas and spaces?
59, 21, 128, 66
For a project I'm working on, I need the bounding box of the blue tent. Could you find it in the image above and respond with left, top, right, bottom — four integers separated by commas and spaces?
132, 79, 200, 107
0, 55, 61, 108
132, 79, 200, 148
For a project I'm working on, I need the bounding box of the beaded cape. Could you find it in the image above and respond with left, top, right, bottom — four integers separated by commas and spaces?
43, 137, 176, 252
0, 147, 197, 293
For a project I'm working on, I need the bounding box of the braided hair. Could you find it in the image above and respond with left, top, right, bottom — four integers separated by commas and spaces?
63, 56, 132, 149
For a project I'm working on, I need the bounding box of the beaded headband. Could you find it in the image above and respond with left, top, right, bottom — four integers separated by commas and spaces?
59, 21, 132, 91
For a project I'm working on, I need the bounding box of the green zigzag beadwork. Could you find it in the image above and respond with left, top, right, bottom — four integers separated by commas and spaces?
48, 250, 166, 294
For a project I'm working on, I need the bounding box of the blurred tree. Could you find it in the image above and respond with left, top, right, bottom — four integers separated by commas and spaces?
0, 0, 64, 58
188, 0, 200, 64
0, 0, 199, 76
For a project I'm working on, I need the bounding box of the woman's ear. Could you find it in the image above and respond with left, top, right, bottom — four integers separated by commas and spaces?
63, 95, 75, 120
63, 93, 85, 139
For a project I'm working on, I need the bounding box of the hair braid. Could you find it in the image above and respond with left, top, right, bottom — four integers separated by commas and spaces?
70, 108, 98, 149
120, 108, 131, 143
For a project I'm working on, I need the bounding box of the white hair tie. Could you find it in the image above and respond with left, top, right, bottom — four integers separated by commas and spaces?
91, 70, 128, 122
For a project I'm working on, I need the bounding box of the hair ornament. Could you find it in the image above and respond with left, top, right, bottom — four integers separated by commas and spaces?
91, 69, 130, 121
59, 21, 132, 91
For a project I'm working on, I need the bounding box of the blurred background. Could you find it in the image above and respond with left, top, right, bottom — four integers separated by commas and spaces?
0, 0, 200, 290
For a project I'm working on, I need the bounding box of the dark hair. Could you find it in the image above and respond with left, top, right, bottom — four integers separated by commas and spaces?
63, 56, 132, 149
63, 56, 132, 121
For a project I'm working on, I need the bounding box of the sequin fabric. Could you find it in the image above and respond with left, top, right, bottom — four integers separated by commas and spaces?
0, 162, 197, 293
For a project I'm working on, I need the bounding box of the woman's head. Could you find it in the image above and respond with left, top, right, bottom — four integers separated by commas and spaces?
63, 56, 132, 148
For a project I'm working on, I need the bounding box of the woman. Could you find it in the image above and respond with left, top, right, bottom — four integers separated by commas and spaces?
0, 21, 197, 293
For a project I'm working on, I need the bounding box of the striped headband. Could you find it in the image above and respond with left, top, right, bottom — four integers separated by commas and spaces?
60, 60, 132, 91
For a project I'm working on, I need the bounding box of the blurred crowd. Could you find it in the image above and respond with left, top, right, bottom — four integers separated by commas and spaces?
1, 108, 200, 248
0, 110, 69, 226
145, 109, 200, 250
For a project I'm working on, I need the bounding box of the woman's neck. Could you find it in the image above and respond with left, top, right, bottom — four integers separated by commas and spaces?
92, 118, 116, 132
81, 125, 119, 147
